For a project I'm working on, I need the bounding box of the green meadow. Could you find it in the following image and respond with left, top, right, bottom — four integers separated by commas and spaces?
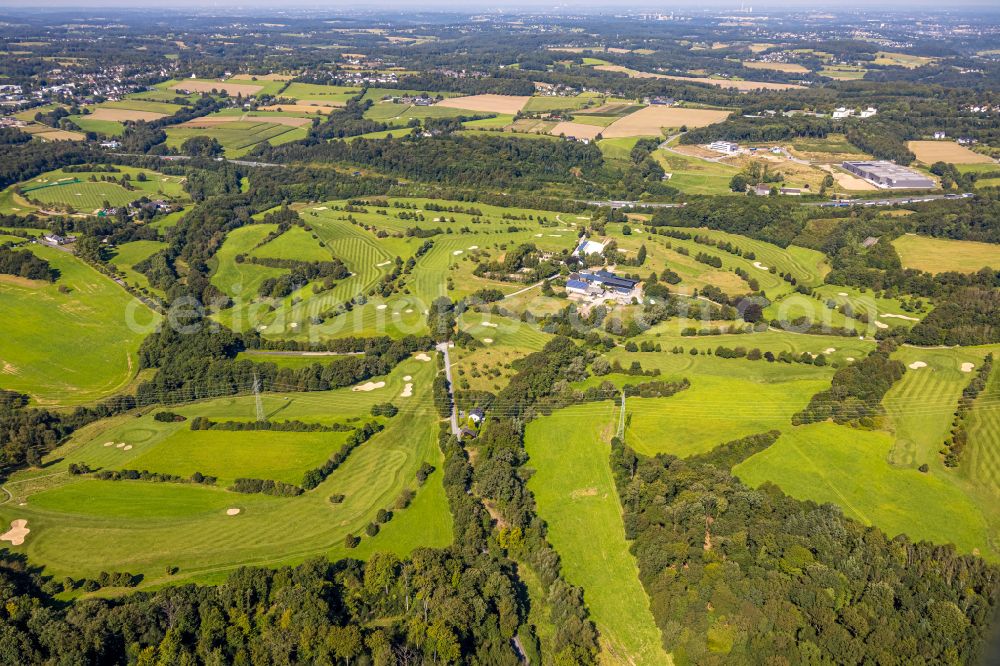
526, 403, 669, 666
0, 245, 159, 406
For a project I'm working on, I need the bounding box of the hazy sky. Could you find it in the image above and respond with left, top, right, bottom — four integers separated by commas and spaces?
1, 1, 999, 9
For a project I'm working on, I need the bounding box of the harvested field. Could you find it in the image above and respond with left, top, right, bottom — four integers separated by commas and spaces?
742, 61, 810, 73
593, 64, 805, 91
549, 121, 603, 140
88, 107, 166, 122
182, 114, 312, 128
33, 128, 85, 141
259, 103, 340, 113
576, 103, 640, 116
908, 140, 995, 165
170, 80, 263, 96
602, 105, 730, 137
435, 94, 530, 114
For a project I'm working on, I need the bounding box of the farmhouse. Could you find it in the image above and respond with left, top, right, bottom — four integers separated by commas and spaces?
841, 161, 935, 189
567, 270, 640, 302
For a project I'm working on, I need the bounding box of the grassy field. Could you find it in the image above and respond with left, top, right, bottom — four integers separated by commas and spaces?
0, 245, 159, 406
965, 359, 1000, 498
735, 421, 994, 558
523, 95, 598, 113
12, 166, 186, 214
525, 404, 670, 666
0, 357, 452, 587
893, 234, 1000, 273
108, 239, 167, 297
653, 149, 741, 195
819, 65, 867, 80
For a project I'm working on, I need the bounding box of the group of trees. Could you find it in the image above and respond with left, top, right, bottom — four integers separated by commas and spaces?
0, 245, 57, 281
793, 339, 906, 427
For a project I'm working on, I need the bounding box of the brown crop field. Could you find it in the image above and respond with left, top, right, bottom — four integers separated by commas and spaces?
594, 64, 806, 91
89, 108, 167, 122
170, 80, 263, 96
742, 61, 810, 73
259, 103, 341, 113
182, 114, 312, 128
908, 141, 995, 165
601, 105, 730, 138
435, 94, 531, 114
548, 121, 603, 140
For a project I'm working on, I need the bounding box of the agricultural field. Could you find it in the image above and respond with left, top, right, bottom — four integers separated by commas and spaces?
741, 60, 810, 73
908, 140, 996, 165
165, 119, 309, 157
591, 64, 806, 91
435, 94, 531, 114
599, 105, 730, 138
0, 356, 451, 586
893, 234, 1000, 273
526, 404, 669, 666
819, 65, 868, 79
873, 51, 937, 68
0, 244, 159, 406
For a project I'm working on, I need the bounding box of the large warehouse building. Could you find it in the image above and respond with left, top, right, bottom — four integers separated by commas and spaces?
841, 160, 936, 189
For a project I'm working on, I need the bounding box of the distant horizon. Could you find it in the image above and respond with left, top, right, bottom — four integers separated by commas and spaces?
2, 2, 1000, 12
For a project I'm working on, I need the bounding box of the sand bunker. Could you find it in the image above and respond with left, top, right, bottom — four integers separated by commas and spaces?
415, 353, 431, 362
468, 245, 479, 250
846, 357, 855, 362
400, 383, 414, 398
103, 441, 114, 447
874, 321, 889, 329
452, 250, 463, 255
289, 322, 298, 328
226, 508, 241, 516
824, 348, 836, 354
116, 442, 126, 448
753, 261, 769, 270
961, 362, 975, 373
376, 260, 391, 267
405, 308, 413, 313
312, 206, 328, 211
838, 292, 849, 296
403, 375, 412, 381
482, 321, 498, 328
483, 338, 494, 344
352, 381, 386, 392
376, 304, 387, 310
908, 361, 928, 370
881, 313, 920, 322
123, 445, 132, 451
1, 519, 29, 546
